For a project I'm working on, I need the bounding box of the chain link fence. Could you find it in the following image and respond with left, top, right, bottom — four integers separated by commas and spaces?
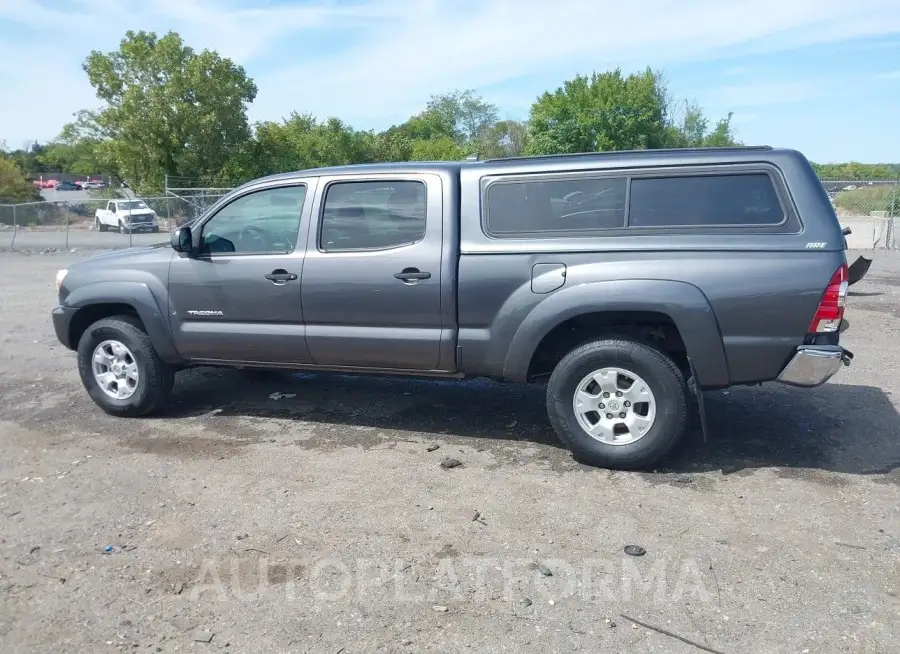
0, 193, 229, 251
2, 178, 899, 251
821, 178, 899, 250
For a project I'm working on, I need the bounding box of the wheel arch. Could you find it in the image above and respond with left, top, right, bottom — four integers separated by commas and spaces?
64, 281, 182, 364
502, 279, 730, 387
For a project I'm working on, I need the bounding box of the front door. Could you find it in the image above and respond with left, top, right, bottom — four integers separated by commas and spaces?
301, 175, 444, 370
167, 181, 315, 364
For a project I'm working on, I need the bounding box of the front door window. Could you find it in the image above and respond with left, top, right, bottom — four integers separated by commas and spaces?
200, 186, 307, 255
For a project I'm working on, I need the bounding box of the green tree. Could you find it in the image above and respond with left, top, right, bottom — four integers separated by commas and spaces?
664, 100, 738, 148
482, 119, 528, 158
527, 68, 669, 154
77, 30, 257, 192
701, 115, 739, 147
527, 68, 738, 155
372, 130, 414, 162
425, 90, 499, 144
223, 113, 378, 183
812, 162, 897, 180
410, 136, 465, 161
381, 90, 500, 159
0, 155, 41, 203
3, 141, 50, 174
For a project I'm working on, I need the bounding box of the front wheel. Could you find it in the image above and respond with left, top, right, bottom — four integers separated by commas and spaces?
119, 221, 129, 234
546, 338, 688, 470
76, 316, 175, 417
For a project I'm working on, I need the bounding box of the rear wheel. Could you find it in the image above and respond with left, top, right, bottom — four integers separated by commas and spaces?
77, 316, 175, 417
546, 338, 688, 470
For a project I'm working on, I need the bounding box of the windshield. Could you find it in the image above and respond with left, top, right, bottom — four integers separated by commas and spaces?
118, 201, 149, 210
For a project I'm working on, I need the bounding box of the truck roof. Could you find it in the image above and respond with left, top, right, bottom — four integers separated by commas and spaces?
246, 145, 804, 188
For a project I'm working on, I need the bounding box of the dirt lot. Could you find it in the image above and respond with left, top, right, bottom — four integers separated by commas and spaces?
1, 248, 898, 653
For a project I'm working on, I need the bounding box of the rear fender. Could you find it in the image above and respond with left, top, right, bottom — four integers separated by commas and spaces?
502, 279, 731, 387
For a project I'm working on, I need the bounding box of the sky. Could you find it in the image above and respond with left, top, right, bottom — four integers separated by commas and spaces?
1, 0, 900, 163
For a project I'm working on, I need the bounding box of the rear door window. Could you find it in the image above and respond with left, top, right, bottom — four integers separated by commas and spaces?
319, 180, 427, 251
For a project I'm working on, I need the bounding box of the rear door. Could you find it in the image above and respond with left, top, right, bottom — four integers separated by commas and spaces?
301, 174, 444, 370
167, 179, 317, 364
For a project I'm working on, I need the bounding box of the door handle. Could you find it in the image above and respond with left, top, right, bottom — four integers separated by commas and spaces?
394, 267, 431, 283
265, 269, 298, 284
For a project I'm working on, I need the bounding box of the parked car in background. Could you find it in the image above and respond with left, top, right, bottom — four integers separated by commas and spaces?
54, 181, 82, 191
52, 146, 854, 470
80, 179, 107, 190
93, 199, 160, 233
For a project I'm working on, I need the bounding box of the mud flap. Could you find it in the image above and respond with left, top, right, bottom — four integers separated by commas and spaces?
841, 347, 854, 367
848, 256, 872, 286
687, 357, 709, 443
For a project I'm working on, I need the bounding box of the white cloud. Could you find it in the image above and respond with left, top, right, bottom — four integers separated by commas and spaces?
252, 0, 900, 128
2, 0, 900, 145
875, 70, 900, 79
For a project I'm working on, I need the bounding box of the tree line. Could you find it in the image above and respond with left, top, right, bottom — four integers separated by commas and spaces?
2, 29, 898, 204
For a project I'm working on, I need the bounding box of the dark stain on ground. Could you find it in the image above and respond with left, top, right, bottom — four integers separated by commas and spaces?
636, 471, 717, 491
152, 555, 305, 599
771, 467, 852, 487
120, 433, 254, 459
434, 544, 460, 559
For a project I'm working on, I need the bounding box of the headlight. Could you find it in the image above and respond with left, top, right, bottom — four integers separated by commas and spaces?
56, 268, 68, 292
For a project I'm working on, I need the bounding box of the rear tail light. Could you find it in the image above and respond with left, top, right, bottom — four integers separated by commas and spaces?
808, 263, 848, 333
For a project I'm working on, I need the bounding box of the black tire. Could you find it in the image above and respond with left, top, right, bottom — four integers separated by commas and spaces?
546, 338, 688, 470
119, 221, 129, 234
76, 316, 175, 417
152, 226, 160, 233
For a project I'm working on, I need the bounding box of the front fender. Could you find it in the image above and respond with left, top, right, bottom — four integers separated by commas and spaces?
63, 281, 181, 364
501, 279, 730, 387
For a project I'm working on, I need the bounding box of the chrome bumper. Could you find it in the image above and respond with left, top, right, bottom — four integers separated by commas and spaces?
777, 345, 850, 387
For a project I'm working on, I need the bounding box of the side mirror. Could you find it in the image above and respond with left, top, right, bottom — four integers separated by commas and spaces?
171, 226, 193, 254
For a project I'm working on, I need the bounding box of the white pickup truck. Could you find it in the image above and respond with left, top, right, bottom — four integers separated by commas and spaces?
94, 199, 161, 234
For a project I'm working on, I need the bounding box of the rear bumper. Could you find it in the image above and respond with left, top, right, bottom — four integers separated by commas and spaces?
776, 345, 850, 387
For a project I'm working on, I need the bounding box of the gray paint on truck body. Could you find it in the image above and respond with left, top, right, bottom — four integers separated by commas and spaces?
52, 147, 846, 389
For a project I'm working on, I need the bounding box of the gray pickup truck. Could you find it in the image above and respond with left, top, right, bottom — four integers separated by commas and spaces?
52, 146, 853, 469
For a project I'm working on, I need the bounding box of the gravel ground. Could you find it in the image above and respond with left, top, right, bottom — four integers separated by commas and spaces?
0, 248, 898, 653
